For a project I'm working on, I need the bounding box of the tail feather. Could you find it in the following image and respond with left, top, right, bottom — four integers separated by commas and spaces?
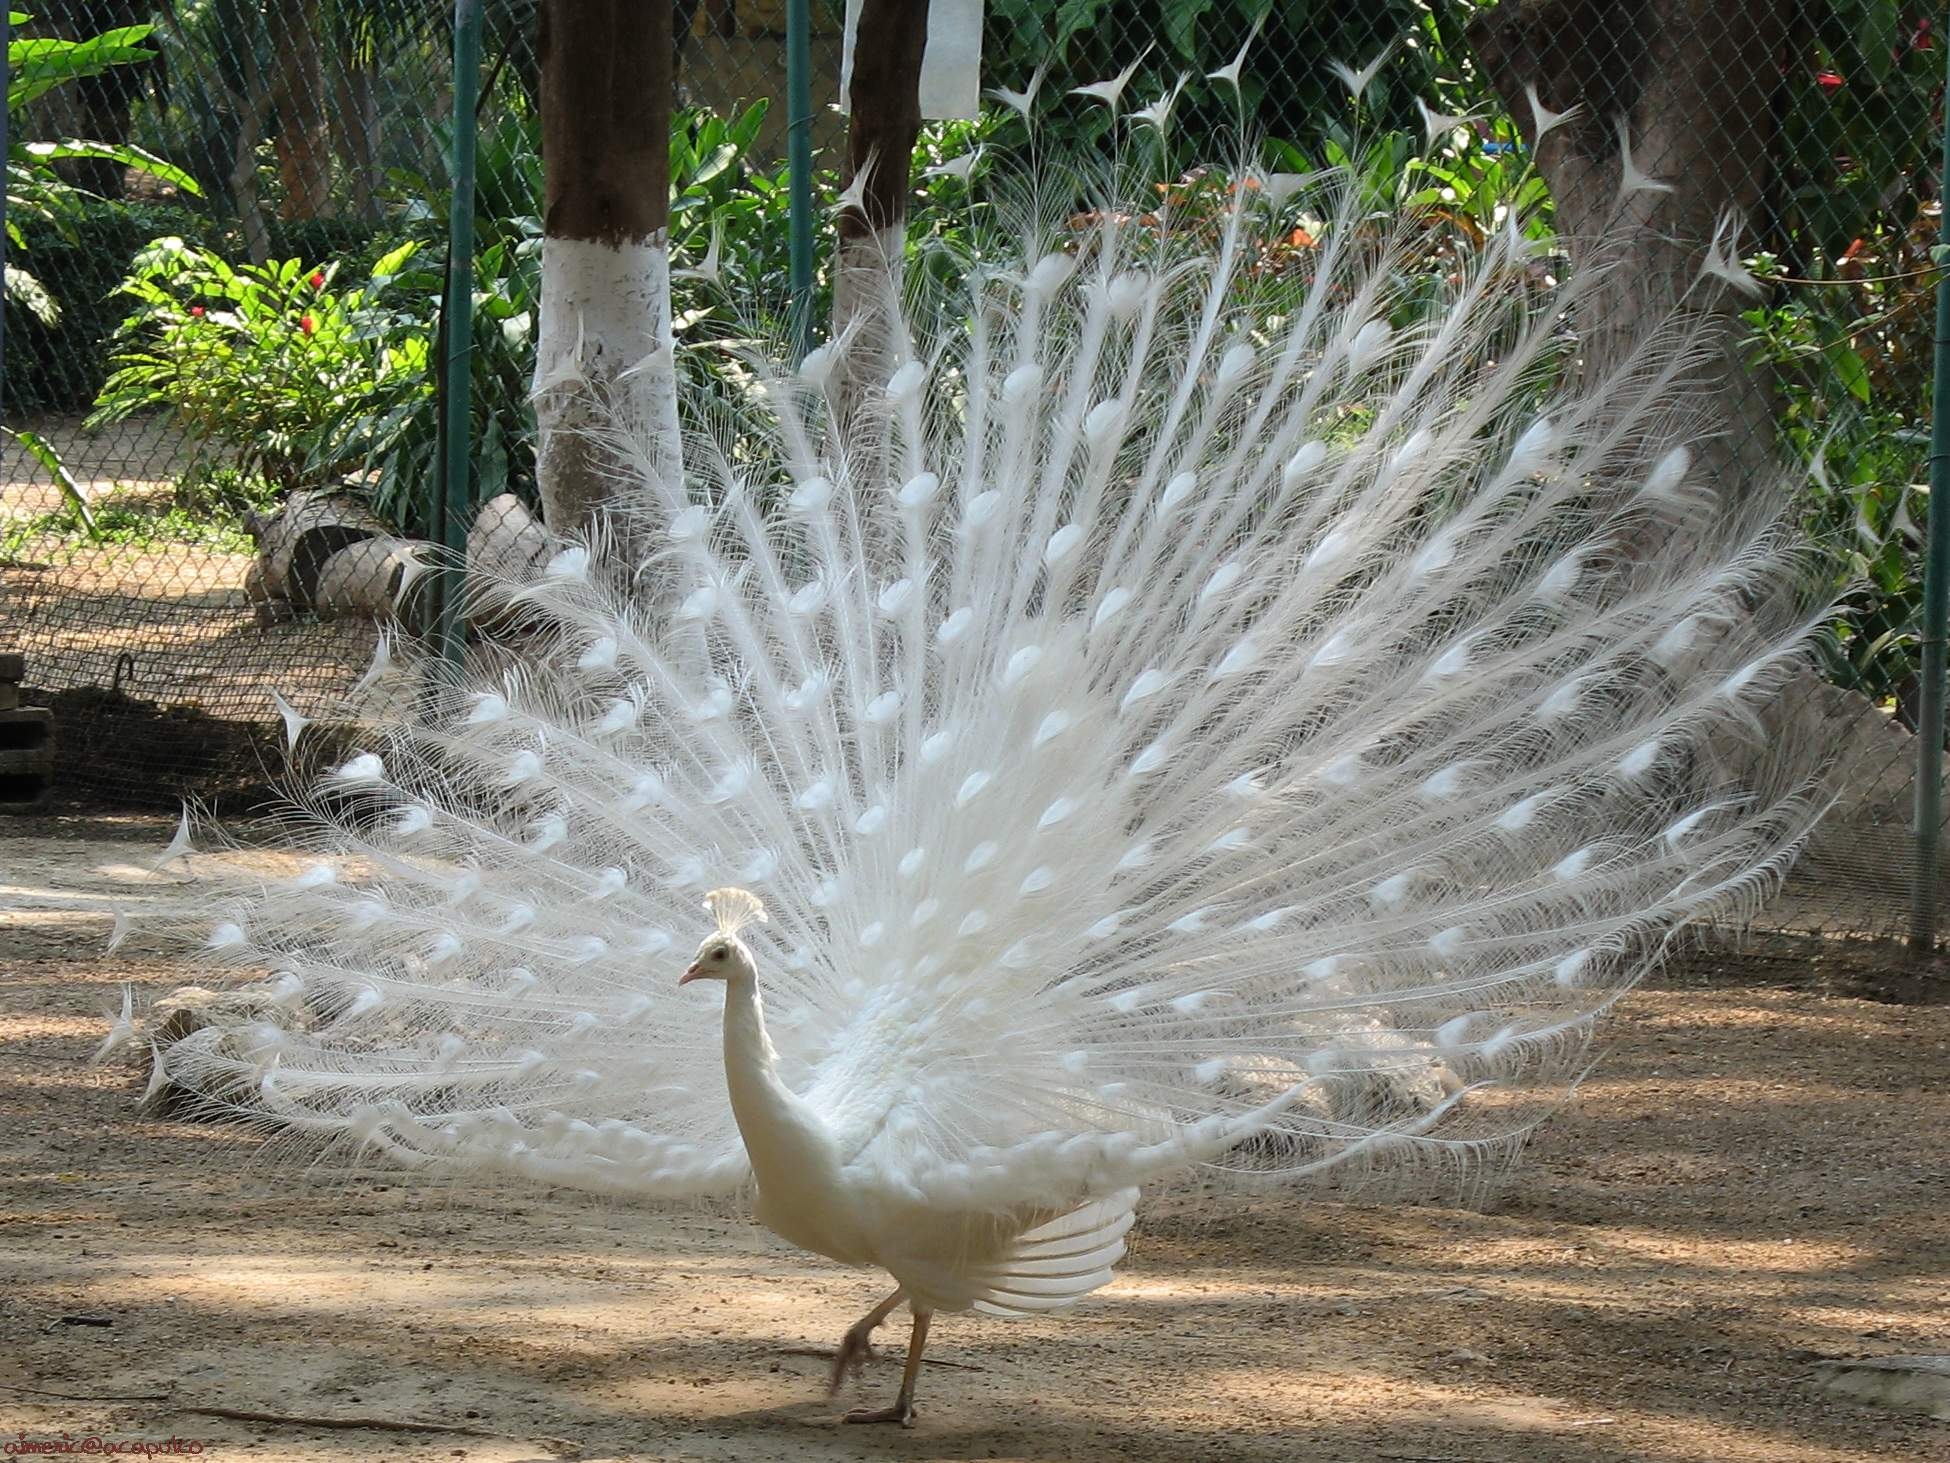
137, 149, 1829, 1215
965, 1188, 1138, 1317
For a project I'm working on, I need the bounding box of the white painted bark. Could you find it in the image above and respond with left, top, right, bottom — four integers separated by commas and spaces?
840, 0, 985, 119
831, 223, 908, 439
532, 233, 682, 536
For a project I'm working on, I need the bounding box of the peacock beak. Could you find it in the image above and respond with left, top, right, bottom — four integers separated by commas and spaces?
679, 962, 704, 985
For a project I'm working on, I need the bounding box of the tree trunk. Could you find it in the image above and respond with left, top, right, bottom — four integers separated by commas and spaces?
23, 0, 152, 197
832, 0, 931, 430
331, 54, 381, 222
222, 4, 273, 265
533, 0, 677, 537
268, 0, 332, 220
1466, 0, 1793, 499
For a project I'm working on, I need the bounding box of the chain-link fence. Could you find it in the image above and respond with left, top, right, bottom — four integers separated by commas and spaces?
2, 2, 1944, 949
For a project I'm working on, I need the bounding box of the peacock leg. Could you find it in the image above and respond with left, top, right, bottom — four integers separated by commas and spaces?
843, 1306, 933, 1428
828, 1287, 906, 1394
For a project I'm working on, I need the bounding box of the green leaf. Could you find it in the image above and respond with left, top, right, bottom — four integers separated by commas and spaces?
371, 241, 421, 280
2, 262, 58, 323
1830, 343, 1871, 404
6, 427, 99, 538
1052, 0, 1109, 56
1161, 0, 1214, 61
19, 138, 201, 195
7, 26, 156, 108
1858, 0, 1900, 86
687, 141, 739, 190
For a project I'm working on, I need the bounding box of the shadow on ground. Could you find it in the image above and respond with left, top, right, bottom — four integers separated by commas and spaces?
1, 824, 1944, 1462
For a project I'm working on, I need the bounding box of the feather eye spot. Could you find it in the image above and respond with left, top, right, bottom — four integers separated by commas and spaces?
1037, 798, 1078, 831
1213, 638, 1259, 679
877, 579, 915, 616
1370, 872, 1414, 908
1121, 669, 1169, 711
1045, 524, 1085, 565
669, 504, 711, 542
788, 477, 833, 514
1619, 739, 1662, 778
1019, 867, 1056, 896
1553, 848, 1596, 881
884, 359, 926, 403
1305, 525, 1353, 572
1200, 562, 1243, 602
962, 491, 1003, 530
1033, 712, 1073, 748
1281, 440, 1327, 487
898, 471, 941, 509
1092, 588, 1133, 628
1643, 445, 1693, 501
1003, 646, 1044, 686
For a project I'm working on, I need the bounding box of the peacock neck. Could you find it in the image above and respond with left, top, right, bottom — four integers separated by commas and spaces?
719, 977, 814, 1176
720, 977, 779, 1084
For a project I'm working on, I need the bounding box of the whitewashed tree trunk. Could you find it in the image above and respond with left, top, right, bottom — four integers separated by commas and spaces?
533, 0, 677, 537
1467, 0, 1792, 500
832, 0, 932, 430
534, 235, 681, 533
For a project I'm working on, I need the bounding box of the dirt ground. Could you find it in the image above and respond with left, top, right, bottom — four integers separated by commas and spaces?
1, 816, 1946, 1463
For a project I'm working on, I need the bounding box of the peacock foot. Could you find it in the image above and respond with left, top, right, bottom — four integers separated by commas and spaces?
842, 1402, 916, 1428
827, 1326, 877, 1394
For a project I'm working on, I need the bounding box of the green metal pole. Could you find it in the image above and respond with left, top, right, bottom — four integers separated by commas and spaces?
785, 0, 816, 361
437, 0, 484, 671
2, 10, 11, 410
1909, 26, 1950, 954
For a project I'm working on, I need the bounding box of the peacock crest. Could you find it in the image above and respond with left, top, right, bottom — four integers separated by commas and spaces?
705, 887, 769, 938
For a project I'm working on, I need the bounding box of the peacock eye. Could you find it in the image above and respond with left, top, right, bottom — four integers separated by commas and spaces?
712, 948, 727, 961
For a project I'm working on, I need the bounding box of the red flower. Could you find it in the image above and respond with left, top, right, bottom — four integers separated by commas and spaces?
309, 271, 325, 289
189, 304, 205, 317
299, 314, 316, 335
1816, 69, 1845, 91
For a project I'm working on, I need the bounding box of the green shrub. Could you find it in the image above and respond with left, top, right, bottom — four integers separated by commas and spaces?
89, 236, 431, 495
2, 198, 392, 415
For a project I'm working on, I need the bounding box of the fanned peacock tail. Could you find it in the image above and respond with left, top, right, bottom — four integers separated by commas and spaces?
141, 153, 1829, 1215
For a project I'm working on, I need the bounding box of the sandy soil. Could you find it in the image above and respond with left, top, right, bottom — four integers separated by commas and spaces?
1, 817, 1946, 1462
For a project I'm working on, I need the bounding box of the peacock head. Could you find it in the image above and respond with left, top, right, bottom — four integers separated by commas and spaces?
680, 887, 768, 986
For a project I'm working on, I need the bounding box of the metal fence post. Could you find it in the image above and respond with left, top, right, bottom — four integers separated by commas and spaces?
436, 0, 484, 671
786, 0, 815, 362
2, 10, 10, 414
1909, 31, 1950, 955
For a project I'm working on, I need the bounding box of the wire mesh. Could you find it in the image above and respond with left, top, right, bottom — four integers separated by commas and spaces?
0, 2, 1942, 945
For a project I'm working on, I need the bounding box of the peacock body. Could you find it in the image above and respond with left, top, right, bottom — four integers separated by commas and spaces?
142, 146, 1826, 1422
